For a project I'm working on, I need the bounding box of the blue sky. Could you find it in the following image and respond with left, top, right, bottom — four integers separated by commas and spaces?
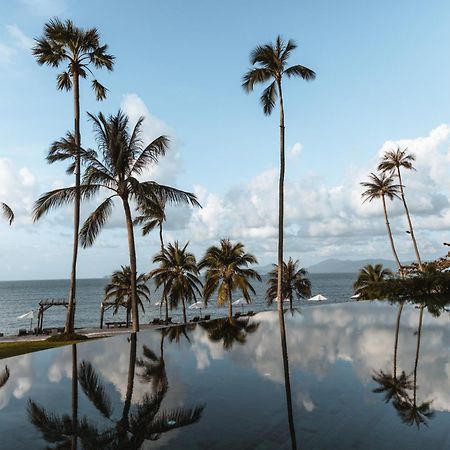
1, 0, 450, 280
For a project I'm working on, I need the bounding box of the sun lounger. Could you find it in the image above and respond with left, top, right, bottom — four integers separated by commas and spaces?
18, 329, 28, 336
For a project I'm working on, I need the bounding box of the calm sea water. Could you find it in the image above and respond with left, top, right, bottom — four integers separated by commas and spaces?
0, 273, 355, 336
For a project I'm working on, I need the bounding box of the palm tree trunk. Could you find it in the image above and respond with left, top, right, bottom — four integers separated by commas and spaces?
65, 72, 81, 334
276, 79, 285, 312
71, 344, 78, 450
393, 302, 404, 380
228, 286, 233, 320
381, 194, 402, 272
159, 223, 169, 322
122, 198, 139, 332
182, 297, 187, 323
397, 169, 423, 270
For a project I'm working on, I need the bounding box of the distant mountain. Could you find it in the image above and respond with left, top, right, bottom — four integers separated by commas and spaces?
307, 258, 397, 274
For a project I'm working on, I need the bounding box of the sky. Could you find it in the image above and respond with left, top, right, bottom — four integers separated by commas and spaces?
1, 0, 450, 280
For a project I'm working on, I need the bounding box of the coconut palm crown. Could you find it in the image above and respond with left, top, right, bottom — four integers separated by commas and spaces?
34, 111, 200, 332
199, 239, 261, 320
1, 203, 14, 225
149, 241, 202, 323
266, 258, 311, 308
361, 172, 403, 271
378, 146, 423, 270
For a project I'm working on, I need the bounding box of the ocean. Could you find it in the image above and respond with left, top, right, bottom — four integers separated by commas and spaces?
0, 273, 356, 336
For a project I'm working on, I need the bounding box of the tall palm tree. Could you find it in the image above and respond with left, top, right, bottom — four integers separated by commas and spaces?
103, 266, 151, 327
242, 36, 315, 314
33, 111, 200, 332
1, 203, 14, 225
266, 258, 311, 309
378, 147, 423, 270
353, 264, 393, 299
33, 18, 114, 334
361, 172, 403, 272
150, 241, 203, 323
134, 196, 169, 320
199, 239, 261, 320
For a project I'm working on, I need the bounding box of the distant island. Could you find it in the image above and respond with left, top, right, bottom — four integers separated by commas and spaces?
257, 258, 398, 275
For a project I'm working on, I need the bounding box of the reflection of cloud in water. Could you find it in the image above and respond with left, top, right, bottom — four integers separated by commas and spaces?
0, 354, 34, 409
190, 303, 450, 413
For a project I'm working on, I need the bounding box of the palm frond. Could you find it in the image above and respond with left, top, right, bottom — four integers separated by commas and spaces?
0, 366, 10, 388
260, 81, 277, 115
79, 196, 115, 248
284, 64, 316, 80
1, 203, 14, 225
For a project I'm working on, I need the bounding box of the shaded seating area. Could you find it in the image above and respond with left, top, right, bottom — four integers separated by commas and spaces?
36, 299, 72, 334
100, 299, 130, 329
105, 321, 127, 329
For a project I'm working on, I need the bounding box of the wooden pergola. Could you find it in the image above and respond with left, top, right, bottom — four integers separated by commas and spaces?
37, 298, 72, 333
99, 300, 130, 329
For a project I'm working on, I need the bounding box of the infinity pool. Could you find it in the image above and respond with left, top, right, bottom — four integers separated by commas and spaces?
1, 302, 449, 449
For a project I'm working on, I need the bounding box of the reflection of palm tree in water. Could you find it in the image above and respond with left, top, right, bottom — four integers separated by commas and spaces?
0, 365, 10, 389
373, 303, 413, 403
200, 317, 260, 350
393, 306, 434, 428
29, 333, 205, 448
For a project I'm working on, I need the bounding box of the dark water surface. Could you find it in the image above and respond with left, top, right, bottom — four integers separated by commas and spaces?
0, 301, 449, 449
0, 273, 354, 336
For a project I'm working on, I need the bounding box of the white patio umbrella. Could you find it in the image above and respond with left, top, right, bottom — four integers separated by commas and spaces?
188, 301, 205, 316
232, 297, 248, 312
308, 294, 327, 302
18, 310, 34, 331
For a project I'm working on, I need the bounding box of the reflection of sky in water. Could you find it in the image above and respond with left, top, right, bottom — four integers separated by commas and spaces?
1, 301, 450, 449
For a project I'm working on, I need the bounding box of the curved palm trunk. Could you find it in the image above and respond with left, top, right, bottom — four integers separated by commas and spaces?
228, 285, 233, 320
381, 194, 402, 272
123, 198, 139, 332
71, 344, 78, 450
65, 72, 81, 334
393, 302, 404, 380
159, 223, 169, 322
182, 297, 187, 323
397, 169, 423, 270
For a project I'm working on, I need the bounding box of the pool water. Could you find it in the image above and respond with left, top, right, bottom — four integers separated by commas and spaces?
1, 301, 449, 449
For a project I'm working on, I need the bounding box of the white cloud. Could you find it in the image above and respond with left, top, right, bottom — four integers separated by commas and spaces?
6, 24, 33, 50
289, 142, 303, 158
0, 42, 15, 65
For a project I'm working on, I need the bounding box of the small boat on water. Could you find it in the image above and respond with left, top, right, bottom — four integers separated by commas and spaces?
308, 294, 327, 301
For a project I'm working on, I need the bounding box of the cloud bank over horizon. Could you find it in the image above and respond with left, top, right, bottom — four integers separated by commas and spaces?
1, 94, 450, 280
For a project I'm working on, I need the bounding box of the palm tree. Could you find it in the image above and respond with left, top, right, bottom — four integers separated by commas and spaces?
150, 241, 203, 323
199, 239, 261, 320
33, 111, 200, 332
378, 147, 423, 270
103, 266, 151, 327
242, 36, 315, 313
134, 196, 169, 320
33, 18, 114, 334
361, 172, 403, 272
266, 258, 311, 309
353, 264, 393, 299
1, 203, 14, 225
